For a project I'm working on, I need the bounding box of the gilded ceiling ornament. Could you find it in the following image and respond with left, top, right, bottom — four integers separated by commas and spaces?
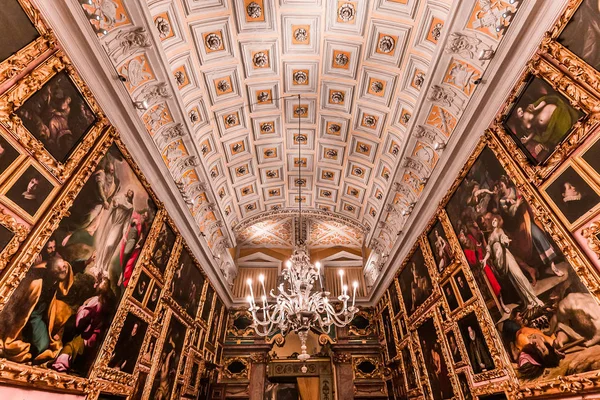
246, 203, 256, 211
363, 115, 376, 127
358, 144, 370, 153
257, 91, 270, 103
293, 70, 308, 84
350, 188, 359, 196
236, 165, 247, 174
246, 2, 262, 19
204, 33, 222, 51
391, 145, 400, 156
268, 189, 278, 196
296, 134, 307, 142
174, 70, 186, 85
330, 91, 344, 104
338, 3, 356, 22
326, 124, 341, 135
225, 114, 239, 126
294, 27, 308, 42
232, 143, 243, 153
264, 149, 275, 156
334, 52, 349, 67
323, 171, 334, 179
252, 52, 268, 67
266, 170, 278, 178
431, 22, 443, 41
155, 16, 171, 38
295, 178, 306, 187
242, 187, 251, 195
353, 167, 364, 176
378, 35, 395, 53
370, 80, 384, 93
294, 106, 307, 116
260, 122, 274, 133
217, 79, 231, 92
323, 190, 332, 197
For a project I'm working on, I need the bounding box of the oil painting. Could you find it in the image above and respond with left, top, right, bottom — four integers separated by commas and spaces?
398, 246, 432, 318
0, 143, 156, 377
382, 307, 397, 361
108, 312, 148, 374
457, 312, 494, 375
428, 221, 453, 273
557, 0, 600, 72
201, 285, 214, 322
447, 146, 600, 383
402, 345, 418, 391
0, 0, 39, 63
170, 247, 204, 318
15, 71, 97, 163
149, 313, 187, 399
151, 222, 176, 275
2, 161, 56, 222
503, 76, 582, 165
416, 317, 454, 400
389, 280, 401, 316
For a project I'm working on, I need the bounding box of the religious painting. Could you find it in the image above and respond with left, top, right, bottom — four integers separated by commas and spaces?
1, 160, 57, 223
442, 281, 459, 312
15, 70, 97, 163
388, 280, 401, 316
502, 76, 583, 165
151, 222, 176, 275
557, 0, 600, 72
416, 316, 454, 400
0, 142, 156, 377
428, 221, 453, 273
132, 270, 151, 303
542, 163, 600, 228
446, 330, 462, 364
0, 129, 26, 184
382, 307, 397, 361
457, 312, 495, 376
108, 312, 148, 374
149, 313, 187, 399
398, 245, 433, 318
456, 371, 472, 400
170, 247, 204, 318
131, 370, 149, 400
145, 281, 161, 312
446, 145, 600, 383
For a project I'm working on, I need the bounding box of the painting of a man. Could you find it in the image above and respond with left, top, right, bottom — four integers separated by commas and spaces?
398, 247, 432, 317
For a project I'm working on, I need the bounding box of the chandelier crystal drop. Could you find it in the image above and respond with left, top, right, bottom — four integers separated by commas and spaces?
247, 95, 359, 363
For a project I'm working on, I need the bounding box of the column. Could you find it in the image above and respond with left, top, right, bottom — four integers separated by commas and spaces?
333, 352, 354, 400
248, 352, 268, 400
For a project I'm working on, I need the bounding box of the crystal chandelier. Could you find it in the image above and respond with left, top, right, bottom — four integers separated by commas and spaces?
246, 95, 359, 362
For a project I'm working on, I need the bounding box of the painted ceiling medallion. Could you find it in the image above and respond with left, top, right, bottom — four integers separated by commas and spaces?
329, 90, 345, 104
325, 149, 338, 159
174, 70, 186, 86
246, 2, 262, 19
338, 2, 356, 23
154, 16, 171, 39
189, 109, 200, 124
260, 122, 274, 134
204, 32, 223, 51
333, 51, 349, 68
378, 35, 396, 54
293, 70, 309, 85
252, 51, 269, 68
294, 27, 309, 42
294, 105, 308, 117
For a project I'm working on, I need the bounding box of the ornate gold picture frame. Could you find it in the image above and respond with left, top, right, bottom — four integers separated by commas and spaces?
0, 209, 29, 273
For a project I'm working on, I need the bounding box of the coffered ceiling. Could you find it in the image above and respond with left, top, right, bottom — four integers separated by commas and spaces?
145, 0, 453, 233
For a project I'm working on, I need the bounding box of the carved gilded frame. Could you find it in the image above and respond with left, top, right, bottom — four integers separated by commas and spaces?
0, 0, 55, 85
540, 0, 600, 99
491, 55, 600, 184
0, 51, 108, 182
399, 337, 424, 399
348, 308, 376, 337
411, 306, 461, 400
221, 356, 250, 381
379, 302, 400, 363
227, 309, 255, 337
0, 208, 29, 273
352, 355, 383, 379
423, 211, 461, 282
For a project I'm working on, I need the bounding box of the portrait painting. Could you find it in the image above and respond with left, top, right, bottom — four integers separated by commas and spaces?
149, 314, 187, 399
2, 161, 55, 222
0, 131, 24, 182
446, 330, 462, 364
442, 281, 459, 312
131, 370, 148, 400
428, 221, 453, 273
557, 0, 600, 72
0, 0, 39, 63
132, 270, 151, 303
108, 312, 148, 374
454, 270, 473, 304
389, 280, 401, 316
15, 71, 97, 163
543, 164, 600, 227
145, 281, 161, 312
382, 307, 397, 361
140, 336, 156, 365
446, 146, 600, 383
151, 222, 176, 274
503, 76, 583, 165
456, 372, 472, 400
402, 346, 418, 391
398, 246, 432, 317
416, 317, 454, 400
201, 285, 215, 322
170, 247, 204, 318
457, 312, 494, 376
0, 143, 156, 377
